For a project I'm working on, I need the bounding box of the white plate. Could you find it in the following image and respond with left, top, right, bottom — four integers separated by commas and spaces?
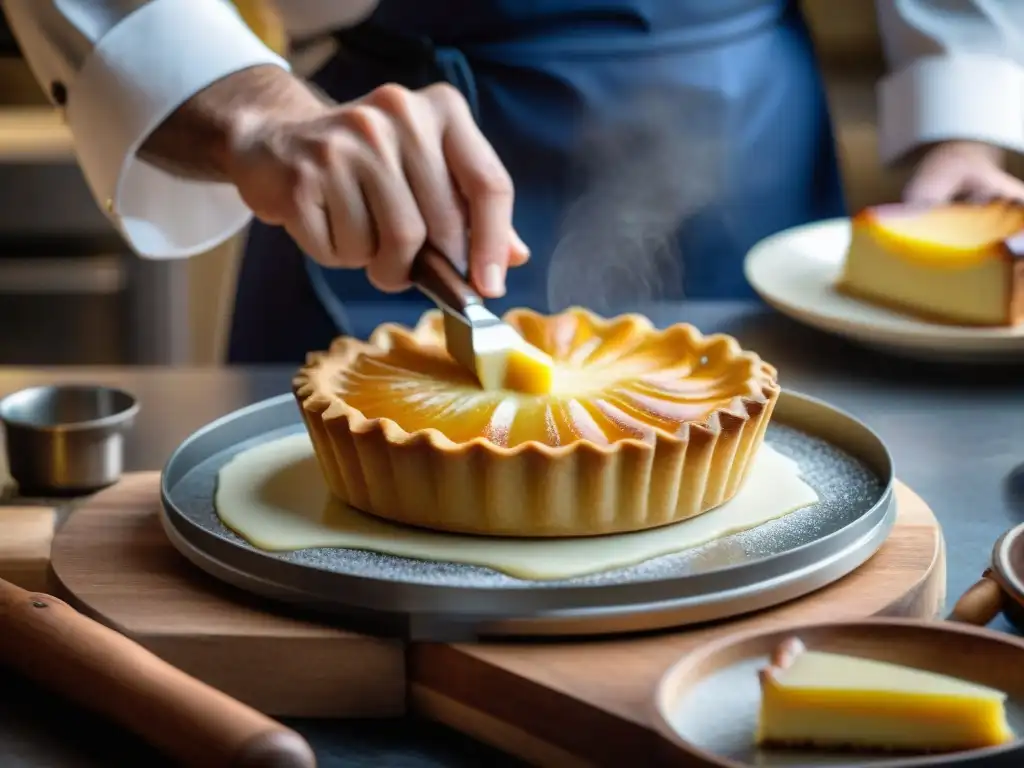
744, 218, 1024, 363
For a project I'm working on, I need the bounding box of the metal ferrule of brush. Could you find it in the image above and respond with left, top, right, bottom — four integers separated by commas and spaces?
441, 304, 505, 374
410, 245, 496, 372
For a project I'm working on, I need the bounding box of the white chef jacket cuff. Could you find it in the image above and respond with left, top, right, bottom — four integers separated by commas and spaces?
878, 55, 1024, 166
64, 0, 289, 259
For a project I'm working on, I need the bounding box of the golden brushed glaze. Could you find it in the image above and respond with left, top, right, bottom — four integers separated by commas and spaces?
838, 201, 1024, 327
858, 202, 1024, 268
294, 308, 780, 538
869, 202, 1024, 246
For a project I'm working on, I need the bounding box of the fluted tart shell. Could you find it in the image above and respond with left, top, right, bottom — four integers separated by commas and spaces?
293, 308, 780, 538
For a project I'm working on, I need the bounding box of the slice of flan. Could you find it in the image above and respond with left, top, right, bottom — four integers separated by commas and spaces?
756, 637, 1014, 753
836, 201, 1024, 326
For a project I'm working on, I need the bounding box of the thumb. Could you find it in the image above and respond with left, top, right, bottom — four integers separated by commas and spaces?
508, 229, 531, 267
963, 168, 1024, 203
902, 162, 964, 206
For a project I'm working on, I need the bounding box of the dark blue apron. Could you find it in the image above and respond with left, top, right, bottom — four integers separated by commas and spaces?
228, 0, 845, 363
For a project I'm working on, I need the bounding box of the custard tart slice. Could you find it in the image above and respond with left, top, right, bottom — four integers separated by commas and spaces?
293, 308, 780, 538
838, 201, 1024, 326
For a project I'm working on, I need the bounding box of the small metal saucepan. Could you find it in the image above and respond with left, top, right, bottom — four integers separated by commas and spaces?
949, 523, 1024, 629
0, 385, 138, 496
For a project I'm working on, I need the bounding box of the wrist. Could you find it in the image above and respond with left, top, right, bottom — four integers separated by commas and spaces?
221, 66, 329, 153
140, 65, 328, 181
926, 141, 1005, 167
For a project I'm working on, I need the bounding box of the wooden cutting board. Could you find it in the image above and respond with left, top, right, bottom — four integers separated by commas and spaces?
47, 473, 405, 719
408, 482, 945, 766
0, 505, 57, 593
0, 438, 56, 593
42, 474, 943, 764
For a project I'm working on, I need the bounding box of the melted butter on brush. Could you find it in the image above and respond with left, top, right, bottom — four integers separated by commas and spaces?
476, 338, 555, 394
442, 306, 556, 395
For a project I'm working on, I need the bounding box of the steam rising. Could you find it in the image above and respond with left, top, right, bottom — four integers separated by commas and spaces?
547, 87, 728, 313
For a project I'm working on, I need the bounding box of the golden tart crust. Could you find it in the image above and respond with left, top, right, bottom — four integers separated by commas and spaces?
293, 308, 780, 538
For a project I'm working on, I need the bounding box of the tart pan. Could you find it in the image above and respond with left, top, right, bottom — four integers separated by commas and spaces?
653, 618, 1024, 767
159, 390, 894, 640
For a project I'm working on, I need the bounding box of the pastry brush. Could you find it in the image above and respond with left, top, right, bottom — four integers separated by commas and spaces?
410, 245, 554, 393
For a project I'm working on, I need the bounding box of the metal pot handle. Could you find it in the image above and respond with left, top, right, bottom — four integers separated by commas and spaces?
947, 569, 1005, 625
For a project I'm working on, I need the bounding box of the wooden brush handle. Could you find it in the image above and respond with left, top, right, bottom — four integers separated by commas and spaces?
0, 578, 316, 768
410, 245, 481, 313
947, 570, 1005, 626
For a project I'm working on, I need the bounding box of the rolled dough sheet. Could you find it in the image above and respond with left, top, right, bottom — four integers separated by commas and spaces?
215, 434, 819, 581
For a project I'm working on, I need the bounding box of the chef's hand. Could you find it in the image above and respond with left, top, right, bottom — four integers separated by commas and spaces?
903, 141, 1024, 205
226, 81, 529, 297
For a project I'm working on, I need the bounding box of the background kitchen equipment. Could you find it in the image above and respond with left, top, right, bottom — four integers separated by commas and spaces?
0, 385, 138, 495
0, 9, 256, 366
0, 1, 991, 366
949, 524, 1024, 630
0, 52, 195, 366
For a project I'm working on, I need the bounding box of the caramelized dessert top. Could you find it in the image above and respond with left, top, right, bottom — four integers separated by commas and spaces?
858, 201, 1024, 266
297, 308, 777, 449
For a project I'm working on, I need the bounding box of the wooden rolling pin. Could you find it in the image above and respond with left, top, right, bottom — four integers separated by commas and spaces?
0, 577, 316, 768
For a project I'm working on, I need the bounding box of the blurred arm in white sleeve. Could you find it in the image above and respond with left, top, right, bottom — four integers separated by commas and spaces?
1, 0, 289, 258
874, 0, 1024, 165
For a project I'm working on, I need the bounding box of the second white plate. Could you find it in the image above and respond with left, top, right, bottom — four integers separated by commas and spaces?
744, 218, 1024, 363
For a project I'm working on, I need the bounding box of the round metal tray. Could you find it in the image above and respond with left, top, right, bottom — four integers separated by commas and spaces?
160, 391, 895, 640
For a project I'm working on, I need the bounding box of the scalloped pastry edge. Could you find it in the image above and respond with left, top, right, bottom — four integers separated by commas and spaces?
293, 307, 780, 537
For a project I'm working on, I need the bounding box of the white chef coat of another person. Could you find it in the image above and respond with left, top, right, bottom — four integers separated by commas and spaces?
4, 0, 1024, 361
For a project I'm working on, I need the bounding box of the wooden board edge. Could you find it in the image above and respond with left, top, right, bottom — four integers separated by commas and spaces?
47, 498, 409, 720
50, 566, 409, 718
409, 548, 947, 766
0, 506, 57, 593
410, 485, 947, 765
146, 636, 407, 719
410, 684, 593, 768
409, 643, 659, 765
877, 528, 946, 620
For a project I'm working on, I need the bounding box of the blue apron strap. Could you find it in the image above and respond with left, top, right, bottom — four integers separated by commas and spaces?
434, 47, 481, 120
304, 256, 356, 333
332, 24, 481, 118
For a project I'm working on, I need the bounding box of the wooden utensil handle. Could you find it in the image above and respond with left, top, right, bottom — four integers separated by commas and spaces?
0, 578, 315, 768
410, 245, 481, 313
947, 571, 1004, 625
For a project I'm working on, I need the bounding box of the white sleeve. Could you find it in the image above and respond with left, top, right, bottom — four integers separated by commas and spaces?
2, 0, 289, 259
874, 0, 1024, 164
